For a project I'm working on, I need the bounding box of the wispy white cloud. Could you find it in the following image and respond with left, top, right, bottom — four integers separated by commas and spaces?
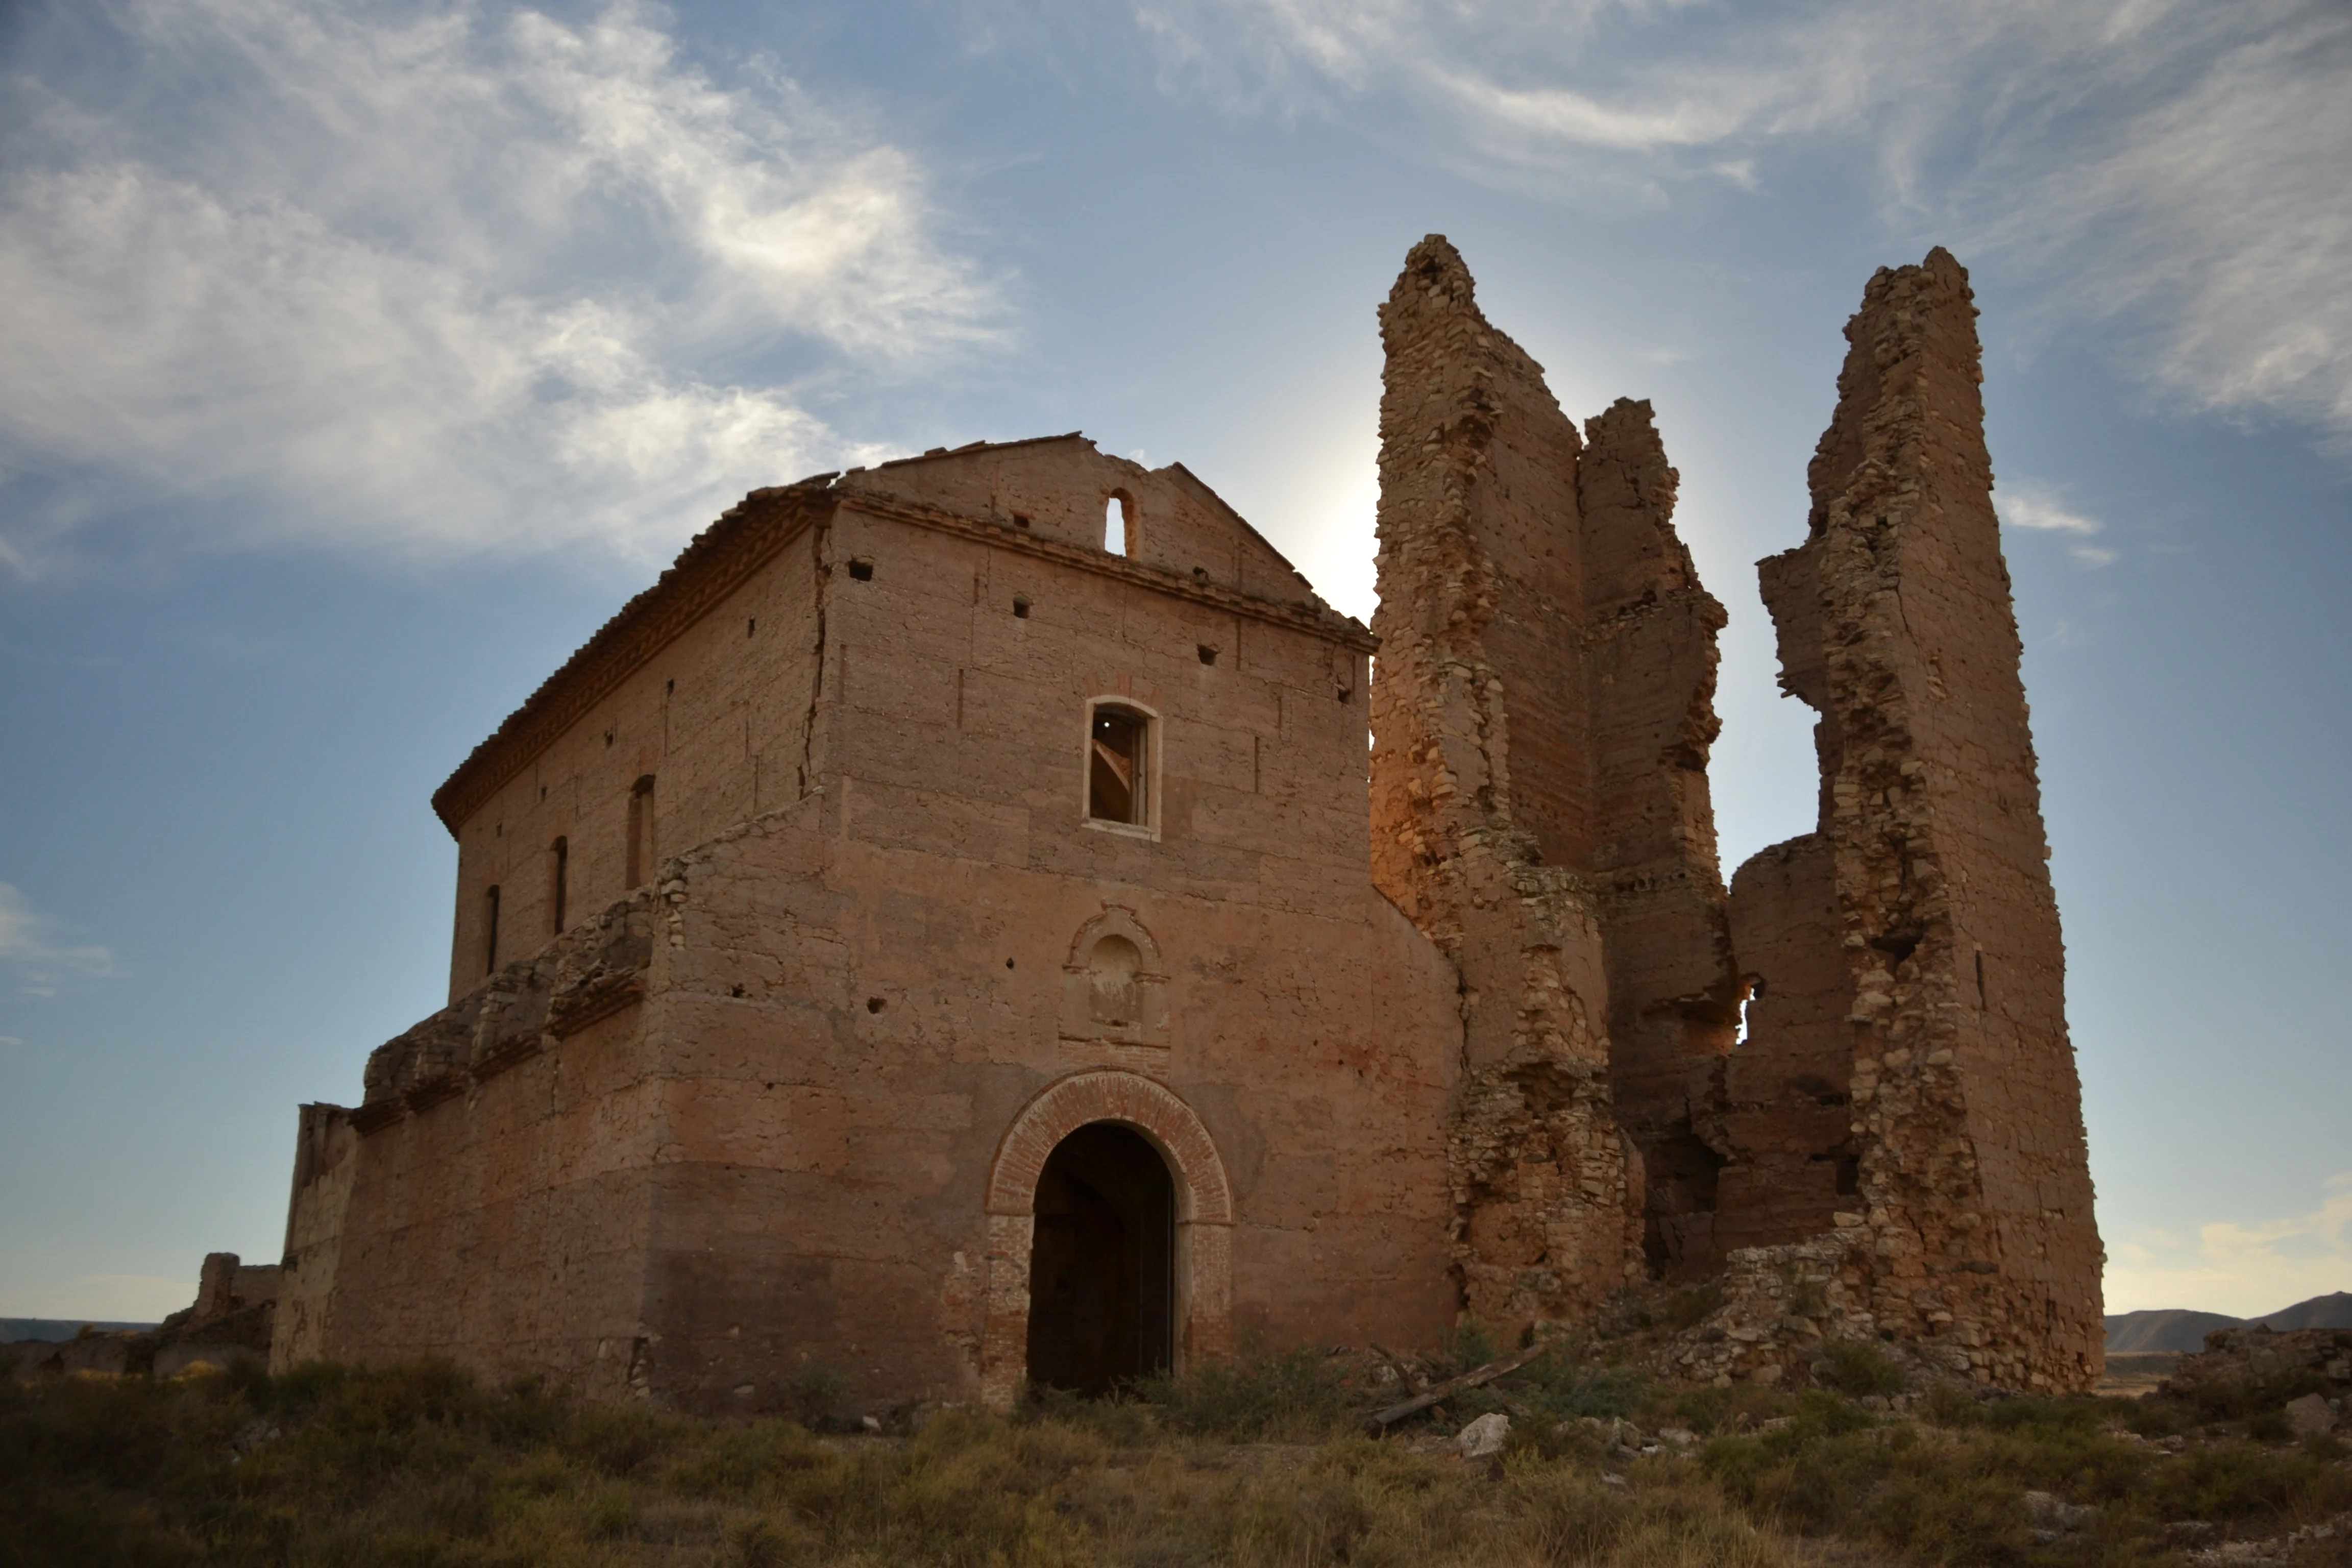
1134, 0, 2352, 446
1999, 484, 2120, 567
2106, 1174, 2352, 1318
0, 0, 998, 572
0, 882, 116, 992
2000, 491, 2103, 537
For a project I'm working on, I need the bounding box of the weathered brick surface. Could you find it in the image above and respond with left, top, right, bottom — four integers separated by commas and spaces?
1709, 250, 2103, 1390
1576, 399, 1744, 1278
1368, 237, 1707, 1333
286, 437, 1462, 1411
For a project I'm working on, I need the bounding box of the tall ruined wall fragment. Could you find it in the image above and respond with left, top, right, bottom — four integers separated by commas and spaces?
1576, 400, 1743, 1277
1372, 236, 1743, 1331
1713, 249, 2102, 1391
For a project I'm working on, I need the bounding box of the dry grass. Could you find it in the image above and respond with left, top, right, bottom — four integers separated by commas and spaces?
0, 1350, 2343, 1567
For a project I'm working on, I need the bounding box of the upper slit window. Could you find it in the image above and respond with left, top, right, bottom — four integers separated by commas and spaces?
1104, 494, 1131, 557
626, 775, 656, 888
1089, 706, 1149, 825
550, 837, 569, 934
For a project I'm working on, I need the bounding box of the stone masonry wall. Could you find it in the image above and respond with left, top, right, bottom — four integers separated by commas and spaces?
1706, 250, 2102, 1391
1368, 236, 1643, 1334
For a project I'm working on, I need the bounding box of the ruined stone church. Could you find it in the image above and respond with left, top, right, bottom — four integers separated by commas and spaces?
271, 239, 2104, 1408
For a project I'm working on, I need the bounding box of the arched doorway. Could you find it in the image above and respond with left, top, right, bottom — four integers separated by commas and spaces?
1025, 1123, 1173, 1394
980, 1069, 1232, 1407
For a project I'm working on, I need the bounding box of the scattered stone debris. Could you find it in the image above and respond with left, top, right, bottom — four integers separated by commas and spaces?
2166, 1327, 2352, 1401
2189, 1513, 2350, 1566
1457, 1412, 1510, 1460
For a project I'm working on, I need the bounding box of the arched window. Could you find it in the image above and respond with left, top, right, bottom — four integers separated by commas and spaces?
1104, 493, 1132, 557
1088, 704, 1151, 826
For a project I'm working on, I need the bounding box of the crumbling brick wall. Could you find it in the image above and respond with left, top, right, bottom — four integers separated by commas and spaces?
1710, 250, 2103, 1390
1576, 399, 1743, 1278
1372, 236, 1744, 1332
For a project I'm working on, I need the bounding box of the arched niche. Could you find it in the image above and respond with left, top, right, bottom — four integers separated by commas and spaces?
977, 1070, 1233, 1407
1059, 905, 1169, 1050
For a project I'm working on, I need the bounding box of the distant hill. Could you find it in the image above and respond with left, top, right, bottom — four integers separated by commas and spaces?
2104, 1290, 2352, 1353
2254, 1291, 2352, 1331
1, 1318, 157, 1343
2104, 1309, 2243, 1353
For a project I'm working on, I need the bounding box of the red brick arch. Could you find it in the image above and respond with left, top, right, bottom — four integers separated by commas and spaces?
978, 1070, 1233, 1405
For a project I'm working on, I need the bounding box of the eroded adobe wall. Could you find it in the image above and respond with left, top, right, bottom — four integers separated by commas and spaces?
1714, 250, 2102, 1391
1576, 399, 1743, 1277
297, 892, 666, 1395
271, 1104, 356, 1372
1368, 236, 1642, 1332
442, 491, 832, 1003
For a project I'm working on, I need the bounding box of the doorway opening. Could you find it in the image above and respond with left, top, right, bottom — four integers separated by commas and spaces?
1025, 1122, 1173, 1395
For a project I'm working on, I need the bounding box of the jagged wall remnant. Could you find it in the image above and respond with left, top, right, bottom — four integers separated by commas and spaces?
1575, 399, 1744, 1279
1369, 237, 1741, 1334
1709, 249, 2103, 1391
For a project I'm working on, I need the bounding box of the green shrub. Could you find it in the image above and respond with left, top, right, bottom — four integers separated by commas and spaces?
1813, 1340, 1905, 1399
1132, 1348, 1357, 1440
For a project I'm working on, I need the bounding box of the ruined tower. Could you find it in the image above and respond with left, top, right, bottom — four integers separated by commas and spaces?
1707, 250, 2103, 1390
1368, 236, 1741, 1331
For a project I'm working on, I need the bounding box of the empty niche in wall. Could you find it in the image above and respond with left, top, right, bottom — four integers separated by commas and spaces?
1087, 936, 1142, 1026
1059, 906, 1168, 1052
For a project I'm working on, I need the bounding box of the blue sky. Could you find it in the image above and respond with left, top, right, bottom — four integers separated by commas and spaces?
2, 0, 2347, 1322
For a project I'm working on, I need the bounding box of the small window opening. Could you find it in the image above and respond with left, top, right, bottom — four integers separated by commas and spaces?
603, 730, 615, 747
1104, 494, 1131, 557
484, 885, 502, 974
848, 558, 874, 581
747, 617, 756, 636
665, 678, 674, 696
1089, 705, 1149, 825
1197, 644, 1217, 666
626, 775, 656, 888
1975, 949, 1987, 1009
550, 837, 569, 934
538, 785, 546, 802
1013, 596, 1031, 619
866, 996, 885, 1014
1012, 512, 1033, 529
